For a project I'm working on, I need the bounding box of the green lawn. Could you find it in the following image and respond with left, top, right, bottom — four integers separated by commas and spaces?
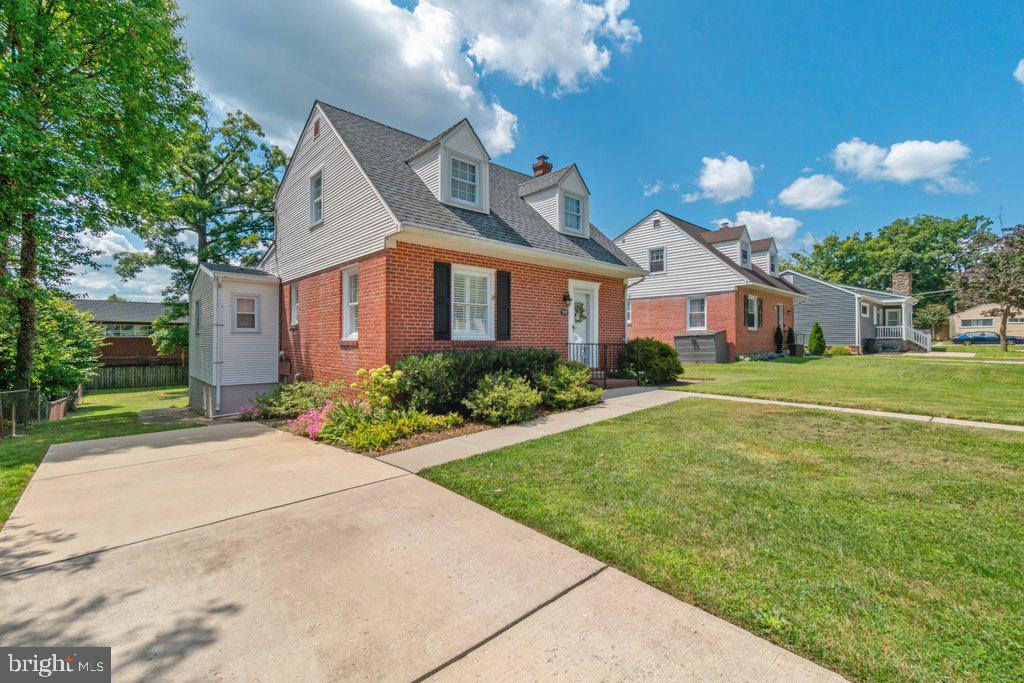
423, 399, 1024, 681
932, 342, 1024, 359
0, 386, 189, 525
676, 356, 1024, 425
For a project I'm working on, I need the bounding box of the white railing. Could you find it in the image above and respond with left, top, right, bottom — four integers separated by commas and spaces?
874, 325, 931, 351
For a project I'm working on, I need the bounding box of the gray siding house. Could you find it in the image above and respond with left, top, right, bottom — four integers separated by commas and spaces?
780, 270, 931, 352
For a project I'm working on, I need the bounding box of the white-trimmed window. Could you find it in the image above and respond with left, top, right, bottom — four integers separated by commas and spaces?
745, 295, 759, 330
309, 170, 323, 225
450, 156, 478, 204
289, 284, 299, 326
687, 297, 706, 330
452, 265, 493, 340
648, 247, 665, 274
776, 303, 784, 329
873, 307, 881, 325
343, 267, 359, 339
563, 194, 582, 232
626, 298, 631, 325
769, 252, 777, 274
962, 318, 995, 328
193, 300, 201, 335
105, 324, 152, 338
861, 302, 870, 317
740, 242, 750, 267
232, 294, 259, 333
1010, 317, 1024, 324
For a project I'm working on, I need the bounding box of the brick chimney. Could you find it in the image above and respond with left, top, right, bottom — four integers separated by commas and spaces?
531, 155, 552, 177
720, 221, 730, 230
891, 272, 912, 296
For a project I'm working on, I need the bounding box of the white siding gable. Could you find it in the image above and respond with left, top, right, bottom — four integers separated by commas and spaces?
615, 211, 745, 298
274, 105, 398, 282
411, 120, 491, 215
409, 151, 441, 202
714, 239, 741, 264
752, 244, 778, 274
523, 166, 591, 239
524, 186, 558, 228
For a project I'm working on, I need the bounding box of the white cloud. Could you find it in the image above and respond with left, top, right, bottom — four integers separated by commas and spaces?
832, 137, 975, 193
68, 230, 173, 301
1015, 58, 1024, 86
777, 174, 848, 210
641, 180, 663, 197
682, 154, 756, 203
180, 0, 639, 155
722, 210, 803, 249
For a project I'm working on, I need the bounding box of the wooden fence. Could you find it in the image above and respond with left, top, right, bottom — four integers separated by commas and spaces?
86, 364, 188, 390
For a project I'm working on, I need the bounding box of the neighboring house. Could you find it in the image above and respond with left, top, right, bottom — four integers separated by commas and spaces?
188, 102, 643, 417
615, 212, 805, 360
779, 271, 931, 352
72, 299, 187, 367
949, 303, 1024, 338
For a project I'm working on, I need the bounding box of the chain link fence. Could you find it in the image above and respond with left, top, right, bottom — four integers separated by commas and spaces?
0, 387, 83, 439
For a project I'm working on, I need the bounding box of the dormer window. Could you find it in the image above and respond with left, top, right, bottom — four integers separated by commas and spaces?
450, 156, 478, 204
769, 252, 777, 274
740, 242, 750, 267
563, 195, 582, 233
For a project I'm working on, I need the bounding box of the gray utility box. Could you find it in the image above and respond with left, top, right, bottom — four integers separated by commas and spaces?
674, 330, 729, 364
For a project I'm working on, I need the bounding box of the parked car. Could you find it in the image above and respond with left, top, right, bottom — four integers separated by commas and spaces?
950, 331, 1023, 345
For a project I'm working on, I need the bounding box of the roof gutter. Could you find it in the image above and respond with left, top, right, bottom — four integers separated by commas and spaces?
393, 222, 647, 279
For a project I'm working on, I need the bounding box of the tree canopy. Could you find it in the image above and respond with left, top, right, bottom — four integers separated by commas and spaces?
783, 215, 993, 296
115, 108, 287, 313
954, 225, 1024, 351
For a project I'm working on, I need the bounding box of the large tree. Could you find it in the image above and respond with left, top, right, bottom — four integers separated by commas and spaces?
785, 215, 992, 295
0, 0, 192, 393
954, 225, 1024, 352
115, 108, 287, 312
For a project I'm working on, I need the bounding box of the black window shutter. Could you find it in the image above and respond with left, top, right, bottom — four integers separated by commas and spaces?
496, 270, 511, 340
433, 262, 451, 341
757, 297, 763, 330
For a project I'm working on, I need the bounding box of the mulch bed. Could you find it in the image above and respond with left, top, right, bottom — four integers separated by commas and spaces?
372, 421, 492, 456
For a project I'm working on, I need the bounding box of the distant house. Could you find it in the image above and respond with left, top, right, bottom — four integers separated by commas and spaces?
779, 271, 930, 352
72, 299, 187, 367
949, 304, 1024, 338
187, 101, 642, 417
614, 212, 805, 361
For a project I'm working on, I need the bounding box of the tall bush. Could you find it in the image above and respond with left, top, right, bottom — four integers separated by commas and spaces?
808, 321, 826, 356
621, 338, 683, 385
462, 370, 541, 425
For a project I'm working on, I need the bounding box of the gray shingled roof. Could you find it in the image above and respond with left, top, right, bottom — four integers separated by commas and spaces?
72, 299, 187, 324
201, 262, 276, 277
517, 164, 574, 197
749, 237, 774, 252
658, 213, 803, 295
317, 102, 640, 271
405, 118, 471, 162
701, 225, 747, 244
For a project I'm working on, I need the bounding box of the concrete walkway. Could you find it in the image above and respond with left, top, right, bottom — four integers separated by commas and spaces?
380, 389, 684, 472
675, 390, 1024, 433
0, 421, 839, 681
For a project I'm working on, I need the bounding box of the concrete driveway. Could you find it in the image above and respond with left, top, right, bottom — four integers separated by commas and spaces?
0, 422, 840, 681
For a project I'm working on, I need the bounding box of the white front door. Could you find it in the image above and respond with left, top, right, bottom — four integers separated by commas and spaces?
569, 283, 598, 367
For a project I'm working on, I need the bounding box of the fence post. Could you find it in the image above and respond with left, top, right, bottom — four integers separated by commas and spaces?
10, 401, 15, 437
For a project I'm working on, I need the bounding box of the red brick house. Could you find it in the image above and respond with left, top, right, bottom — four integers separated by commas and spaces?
73, 299, 187, 367
614, 211, 804, 361
188, 102, 643, 416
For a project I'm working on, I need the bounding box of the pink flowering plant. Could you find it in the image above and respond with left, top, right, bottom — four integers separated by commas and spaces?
237, 403, 261, 421
287, 400, 334, 440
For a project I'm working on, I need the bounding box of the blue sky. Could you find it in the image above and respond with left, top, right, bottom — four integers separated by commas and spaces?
76, 0, 1024, 300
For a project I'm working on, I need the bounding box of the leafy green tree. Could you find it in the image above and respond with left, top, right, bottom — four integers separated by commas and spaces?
0, 294, 103, 397
115, 108, 287, 312
808, 321, 826, 356
105, 293, 126, 302
913, 303, 950, 338
955, 225, 1024, 352
786, 215, 993, 295
0, 0, 193, 394
150, 315, 189, 365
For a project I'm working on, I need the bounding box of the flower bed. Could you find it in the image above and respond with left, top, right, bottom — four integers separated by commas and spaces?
243, 349, 606, 455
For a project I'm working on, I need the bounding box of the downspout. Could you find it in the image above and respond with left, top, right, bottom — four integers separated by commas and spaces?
854, 294, 862, 349
624, 276, 647, 341
213, 276, 222, 414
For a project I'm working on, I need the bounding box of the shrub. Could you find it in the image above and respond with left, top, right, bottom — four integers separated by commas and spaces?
535, 361, 602, 410
462, 370, 541, 425
825, 345, 852, 357
318, 407, 462, 452
774, 325, 784, 353
808, 321, 826, 356
621, 338, 684, 385
287, 401, 335, 439
253, 380, 346, 419
237, 404, 261, 421
350, 365, 402, 416
785, 327, 796, 346
397, 347, 560, 414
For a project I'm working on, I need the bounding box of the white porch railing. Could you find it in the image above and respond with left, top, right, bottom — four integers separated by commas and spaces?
874, 325, 931, 351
